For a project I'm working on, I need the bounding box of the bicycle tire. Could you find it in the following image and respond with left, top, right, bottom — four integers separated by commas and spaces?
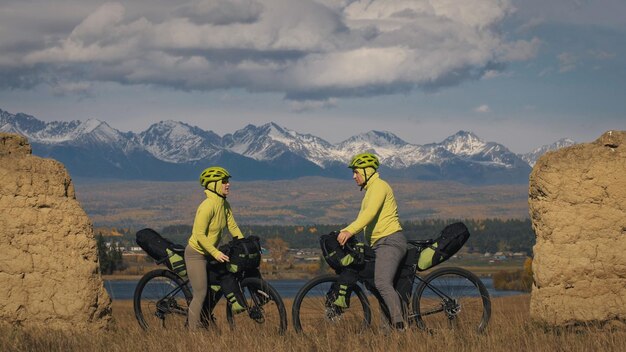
133, 269, 192, 331
412, 267, 491, 333
225, 277, 288, 335
292, 274, 372, 334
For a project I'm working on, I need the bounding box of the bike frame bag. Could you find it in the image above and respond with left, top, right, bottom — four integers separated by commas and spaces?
394, 247, 420, 303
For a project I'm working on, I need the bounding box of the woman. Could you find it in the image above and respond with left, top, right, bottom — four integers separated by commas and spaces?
337, 153, 408, 330
185, 166, 245, 330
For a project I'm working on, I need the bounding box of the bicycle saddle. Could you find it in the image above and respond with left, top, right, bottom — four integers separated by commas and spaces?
408, 239, 435, 247
170, 244, 186, 255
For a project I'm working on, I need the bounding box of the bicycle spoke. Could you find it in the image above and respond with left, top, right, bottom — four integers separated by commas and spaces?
134, 270, 190, 330
293, 275, 371, 334
226, 278, 287, 335
413, 268, 490, 333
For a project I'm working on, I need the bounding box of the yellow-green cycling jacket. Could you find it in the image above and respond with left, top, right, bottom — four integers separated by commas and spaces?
341, 172, 403, 245
188, 190, 244, 258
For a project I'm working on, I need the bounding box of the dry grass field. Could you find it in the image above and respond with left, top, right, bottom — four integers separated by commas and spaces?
74, 177, 529, 228
2, 295, 625, 352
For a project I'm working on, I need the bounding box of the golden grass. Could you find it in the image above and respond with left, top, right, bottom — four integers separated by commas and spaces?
75, 178, 529, 227
2, 295, 625, 352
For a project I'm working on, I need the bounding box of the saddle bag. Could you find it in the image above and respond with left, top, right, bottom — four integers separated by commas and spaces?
136, 228, 187, 278
220, 236, 262, 273
417, 222, 470, 271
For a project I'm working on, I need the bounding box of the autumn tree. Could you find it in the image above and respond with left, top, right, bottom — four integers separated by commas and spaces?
266, 237, 289, 268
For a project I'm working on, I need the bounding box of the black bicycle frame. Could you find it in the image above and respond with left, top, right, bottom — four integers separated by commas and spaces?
358, 272, 458, 324
156, 281, 189, 316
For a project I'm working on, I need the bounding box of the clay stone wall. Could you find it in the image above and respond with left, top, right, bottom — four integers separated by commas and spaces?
0, 133, 112, 331
529, 130, 626, 327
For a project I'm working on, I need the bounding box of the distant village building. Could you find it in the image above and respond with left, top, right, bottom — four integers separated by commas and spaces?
493, 251, 508, 260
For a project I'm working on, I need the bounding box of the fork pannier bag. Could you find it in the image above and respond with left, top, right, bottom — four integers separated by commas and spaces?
136, 228, 187, 278
417, 222, 470, 271
220, 236, 262, 273
328, 269, 359, 308
218, 271, 247, 313
205, 264, 247, 313
319, 232, 375, 308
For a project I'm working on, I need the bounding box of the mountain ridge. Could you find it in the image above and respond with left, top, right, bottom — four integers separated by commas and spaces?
0, 108, 575, 184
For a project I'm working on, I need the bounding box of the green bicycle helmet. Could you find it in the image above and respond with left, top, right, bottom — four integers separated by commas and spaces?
348, 153, 380, 170
348, 153, 380, 191
199, 166, 231, 189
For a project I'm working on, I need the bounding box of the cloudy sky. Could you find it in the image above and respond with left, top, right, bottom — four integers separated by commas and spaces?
0, 0, 624, 153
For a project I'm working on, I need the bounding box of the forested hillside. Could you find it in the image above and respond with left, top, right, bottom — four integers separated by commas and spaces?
112, 218, 534, 254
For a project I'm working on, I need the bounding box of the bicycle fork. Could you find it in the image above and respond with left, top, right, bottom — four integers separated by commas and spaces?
237, 282, 268, 324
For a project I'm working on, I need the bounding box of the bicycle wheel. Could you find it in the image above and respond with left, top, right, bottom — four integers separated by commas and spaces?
292, 274, 372, 334
133, 269, 192, 330
225, 278, 288, 335
412, 267, 491, 333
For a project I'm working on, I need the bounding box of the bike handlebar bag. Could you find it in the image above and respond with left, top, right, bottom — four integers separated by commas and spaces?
319, 232, 368, 271
220, 236, 262, 273
417, 222, 470, 271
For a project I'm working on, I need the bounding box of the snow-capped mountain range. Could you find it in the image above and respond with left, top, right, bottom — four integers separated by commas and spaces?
0, 108, 575, 184
520, 138, 577, 167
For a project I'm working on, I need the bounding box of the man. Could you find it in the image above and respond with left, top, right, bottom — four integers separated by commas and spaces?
337, 153, 408, 330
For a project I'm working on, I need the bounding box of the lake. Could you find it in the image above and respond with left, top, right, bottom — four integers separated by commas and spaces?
104, 277, 525, 300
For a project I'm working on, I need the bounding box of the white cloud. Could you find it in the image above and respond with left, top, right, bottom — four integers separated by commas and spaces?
511, 0, 626, 30
588, 50, 616, 60
499, 38, 541, 61
70, 2, 126, 44
482, 69, 513, 79
538, 67, 553, 77
3, 0, 540, 102
176, 0, 264, 26
558, 52, 578, 73
515, 17, 545, 34
474, 104, 491, 113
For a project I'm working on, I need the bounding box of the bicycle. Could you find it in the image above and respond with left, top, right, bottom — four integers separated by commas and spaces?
292, 238, 491, 334
133, 245, 288, 334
